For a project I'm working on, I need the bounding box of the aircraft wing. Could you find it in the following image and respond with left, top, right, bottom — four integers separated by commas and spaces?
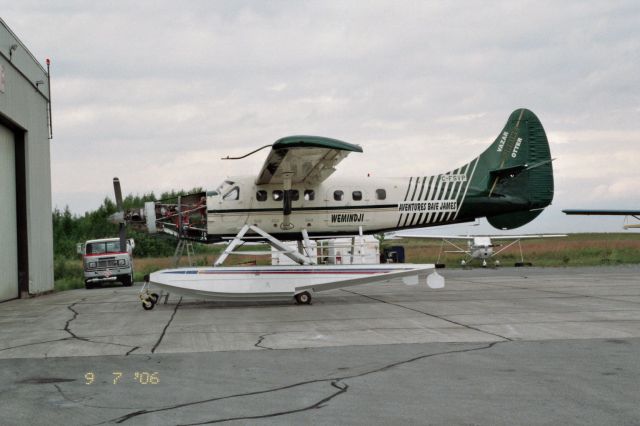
255, 135, 363, 185
489, 234, 567, 240
563, 209, 640, 216
394, 234, 474, 240
396, 233, 566, 240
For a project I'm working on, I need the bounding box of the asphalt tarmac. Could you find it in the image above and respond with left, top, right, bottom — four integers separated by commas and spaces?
1, 266, 639, 425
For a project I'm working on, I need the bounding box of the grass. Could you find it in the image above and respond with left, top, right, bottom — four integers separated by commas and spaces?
397, 233, 640, 268
54, 233, 640, 292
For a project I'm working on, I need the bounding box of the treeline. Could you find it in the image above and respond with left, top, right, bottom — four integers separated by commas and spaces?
52, 189, 203, 259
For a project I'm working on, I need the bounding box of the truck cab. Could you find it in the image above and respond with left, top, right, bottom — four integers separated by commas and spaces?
77, 238, 135, 289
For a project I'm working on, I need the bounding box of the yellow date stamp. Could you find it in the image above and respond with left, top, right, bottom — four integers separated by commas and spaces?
84, 371, 160, 385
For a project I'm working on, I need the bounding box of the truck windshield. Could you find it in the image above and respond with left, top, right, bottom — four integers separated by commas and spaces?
86, 241, 122, 254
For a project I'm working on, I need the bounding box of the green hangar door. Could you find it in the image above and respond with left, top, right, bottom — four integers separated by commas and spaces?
0, 125, 18, 301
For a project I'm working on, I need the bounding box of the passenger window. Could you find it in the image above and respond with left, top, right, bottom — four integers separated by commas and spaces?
352, 191, 362, 201
334, 190, 344, 201
304, 190, 315, 201
376, 188, 386, 200
290, 190, 299, 201
273, 190, 283, 201
223, 187, 239, 201
256, 190, 267, 202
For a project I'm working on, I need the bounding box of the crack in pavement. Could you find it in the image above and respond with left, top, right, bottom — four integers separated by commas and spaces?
0, 300, 139, 356
65, 300, 89, 341
55, 384, 83, 404
0, 338, 72, 353
254, 333, 274, 350
180, 381, 349, 425
151, 297, 182, 354
125, 346, 140, 356
341, 289, 513, 342
104, 341, 501, 424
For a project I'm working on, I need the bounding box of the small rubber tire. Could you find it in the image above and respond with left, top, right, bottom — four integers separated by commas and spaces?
295, 291, 312, 305
142, 299, 155, 310
150, 293, 159, 304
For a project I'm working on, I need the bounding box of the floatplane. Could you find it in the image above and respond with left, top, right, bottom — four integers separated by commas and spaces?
111, 108, 555, 309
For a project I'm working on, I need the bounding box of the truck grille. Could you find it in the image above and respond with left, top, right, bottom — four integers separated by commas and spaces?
98, 258, 117, 268
85, 256, 126, 272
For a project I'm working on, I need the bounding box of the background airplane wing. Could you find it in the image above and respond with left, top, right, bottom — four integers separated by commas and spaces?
255, 135, 362, 185
395, 233, 566, 240
563, 209, 640, 215
489, 234, 567, 240
394, 234, 475, 240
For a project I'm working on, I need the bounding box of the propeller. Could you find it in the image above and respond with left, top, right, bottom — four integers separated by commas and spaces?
108, 177, 128, 252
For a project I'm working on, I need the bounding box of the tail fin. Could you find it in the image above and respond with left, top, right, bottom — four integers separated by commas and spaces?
458, 109, 554, 229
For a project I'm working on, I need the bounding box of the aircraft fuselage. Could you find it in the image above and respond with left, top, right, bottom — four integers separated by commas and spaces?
205, 173, 482, 241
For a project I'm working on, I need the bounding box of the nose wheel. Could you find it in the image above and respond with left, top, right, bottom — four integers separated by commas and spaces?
294, 291, 312, 305
139, 278, 160, 310
140, 292, 159, 310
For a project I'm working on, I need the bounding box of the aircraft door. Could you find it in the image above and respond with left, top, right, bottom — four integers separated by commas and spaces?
0, 125, 18, 301
218, 181, 249, 232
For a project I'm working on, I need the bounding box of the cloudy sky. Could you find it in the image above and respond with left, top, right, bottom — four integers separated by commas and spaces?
3, 1, 639, 233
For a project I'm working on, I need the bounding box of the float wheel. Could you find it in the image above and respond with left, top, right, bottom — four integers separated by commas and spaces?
295, 291, 312, 305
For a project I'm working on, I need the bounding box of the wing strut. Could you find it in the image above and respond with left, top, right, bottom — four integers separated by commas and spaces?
214, 225, 316, 267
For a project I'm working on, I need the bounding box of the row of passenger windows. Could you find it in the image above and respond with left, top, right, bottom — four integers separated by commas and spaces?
255, 189, 387, 202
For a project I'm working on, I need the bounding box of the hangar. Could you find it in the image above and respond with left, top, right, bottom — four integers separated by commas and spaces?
0, 18, 53, 301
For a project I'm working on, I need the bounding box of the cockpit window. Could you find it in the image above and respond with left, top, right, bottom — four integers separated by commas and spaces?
223, 186, 240, 201
215, 180, 236, 194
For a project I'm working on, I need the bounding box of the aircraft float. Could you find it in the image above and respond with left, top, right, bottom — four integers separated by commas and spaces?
111, 108, 556, 309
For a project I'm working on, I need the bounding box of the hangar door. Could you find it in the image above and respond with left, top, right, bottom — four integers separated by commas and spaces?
0, 125, 18, 301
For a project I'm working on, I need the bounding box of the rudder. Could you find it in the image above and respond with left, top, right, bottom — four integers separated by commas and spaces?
455, 109, 555, 230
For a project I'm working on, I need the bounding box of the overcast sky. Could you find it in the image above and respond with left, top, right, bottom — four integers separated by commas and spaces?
3, 1, 639, 233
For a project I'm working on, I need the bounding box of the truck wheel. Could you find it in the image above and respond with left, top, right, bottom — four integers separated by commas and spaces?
121, 275, 133, 287
85, 281, 94, 289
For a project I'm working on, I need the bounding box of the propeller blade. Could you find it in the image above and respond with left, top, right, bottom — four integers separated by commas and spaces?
119, 223, 127, 253
113, 177, 123, 211
113, 177, 127, 251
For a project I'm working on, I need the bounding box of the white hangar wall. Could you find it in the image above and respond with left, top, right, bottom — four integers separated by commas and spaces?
0, 18, 53, 299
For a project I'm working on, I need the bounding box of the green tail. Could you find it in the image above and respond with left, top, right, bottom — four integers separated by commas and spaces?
457, 108, 554, 229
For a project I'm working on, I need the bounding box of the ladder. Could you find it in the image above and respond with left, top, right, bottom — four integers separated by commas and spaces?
172, 239, 195, 267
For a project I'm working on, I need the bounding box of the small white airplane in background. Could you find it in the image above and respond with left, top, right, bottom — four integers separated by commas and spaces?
111, 108, 556, 308
394, 233, 566, 267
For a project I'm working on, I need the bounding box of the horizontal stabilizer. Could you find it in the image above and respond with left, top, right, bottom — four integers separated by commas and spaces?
563, 209, 640, 216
